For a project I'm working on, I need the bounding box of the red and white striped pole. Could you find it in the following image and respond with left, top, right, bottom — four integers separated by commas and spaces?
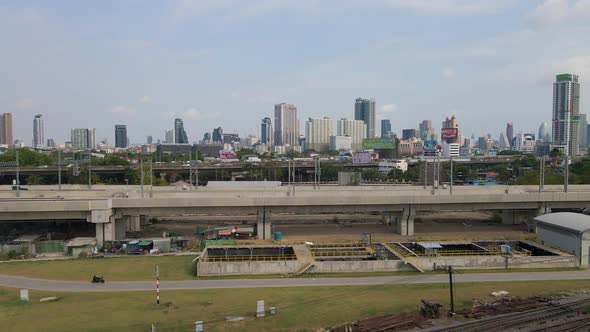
156, 264, 160, 305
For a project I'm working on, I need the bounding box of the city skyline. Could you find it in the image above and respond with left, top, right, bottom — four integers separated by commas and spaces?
3, 1, 589, 144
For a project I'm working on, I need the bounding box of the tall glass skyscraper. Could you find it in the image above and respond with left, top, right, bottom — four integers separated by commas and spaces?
33, 114, 44, 148
115, 124, 127, 148
552, 73, 580, 155
381, 119, 391, 138
354, 98, 375, 138
174, 118, 188, 144
261, 117, 272, 146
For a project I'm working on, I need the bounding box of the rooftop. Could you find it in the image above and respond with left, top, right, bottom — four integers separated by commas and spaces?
535, 212, 590, 233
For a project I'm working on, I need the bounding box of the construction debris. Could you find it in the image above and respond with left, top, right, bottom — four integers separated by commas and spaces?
418, 300, 443, 319
39, 296, 59, 303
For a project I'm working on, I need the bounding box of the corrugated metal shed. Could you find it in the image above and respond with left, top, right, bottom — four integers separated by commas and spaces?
417, 242, 443, 249
535, 213, 590, 234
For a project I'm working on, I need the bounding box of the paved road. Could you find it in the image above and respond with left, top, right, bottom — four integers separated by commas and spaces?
1, 270, 590, 292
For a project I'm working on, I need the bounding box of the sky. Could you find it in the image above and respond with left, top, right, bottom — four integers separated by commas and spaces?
2, 0, 590, 145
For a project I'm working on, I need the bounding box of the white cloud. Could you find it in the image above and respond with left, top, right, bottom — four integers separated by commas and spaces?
106, 106, 136, 115
526, 0, 590, 28
15, 98, 34, 109
139, 95, 153, 103
182, 108, 222, 120
442, 67, 456, 79
384, 0, 515, 15
379, 103, 399, 115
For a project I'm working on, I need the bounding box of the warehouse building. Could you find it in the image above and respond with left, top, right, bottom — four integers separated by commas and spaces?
535, 212, 590, 266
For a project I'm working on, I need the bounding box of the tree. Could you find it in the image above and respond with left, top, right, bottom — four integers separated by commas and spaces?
285, 150, 303, 159
362, 169, 384, 181
236, 149, 257, 160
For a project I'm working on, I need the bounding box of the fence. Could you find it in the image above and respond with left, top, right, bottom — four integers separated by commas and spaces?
35, 240, 65, 254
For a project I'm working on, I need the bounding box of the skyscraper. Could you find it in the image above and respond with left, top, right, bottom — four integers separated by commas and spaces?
552, 73, 580, 155
506, 123, 514, 147
274, 103, 299, 146
115, 125, 127, 148
212, 127, 223, 143
305, 117, 333, 151
337, 118, 366, 150
354, 98, 376, 138
0, 113, 13, 147
174, 118, 188, 144
261, 117, 273, 146
147, 136, 153, 144
538, 122, 550, 142
71, 128, 96, 150
402, 129, 417, 140
419, 120, 434, 141
580, 114, 588, 150
381, 119, 391, 138
441, 115, 459, 144
499, 132, 510, 149
33, 114, 44, 148
165, 130, 174, 144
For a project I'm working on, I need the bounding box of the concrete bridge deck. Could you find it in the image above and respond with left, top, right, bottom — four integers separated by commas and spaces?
1, 185, 589, 241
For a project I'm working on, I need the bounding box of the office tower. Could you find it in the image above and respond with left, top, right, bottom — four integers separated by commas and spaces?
354, 98, 376, 138
147, 136, 153, 144
305, 117, 333, 151
115, 125, 127, 148
212, 127, 223, 143
46, 139, 55, 148
274, 103, 299, 146
165, 130, 174, 144
441, 115, 459, 144
33, 114, 44, 148
0, 113, 13, 147
552, 73, 580, 155
419, 120, 434, 141
580, 114, 588, 150
337, 118, 366, 149
71, 128, 96, 150
499, 132, 510, 149
538, 122, 550, 142
222, 133, 240, 144
174, 118, 188, 144
202, 132, 211, 143
261, 117, 273, 146
506, 123, 514, 147
402, 129, 417, 140
381, 119, 391, 138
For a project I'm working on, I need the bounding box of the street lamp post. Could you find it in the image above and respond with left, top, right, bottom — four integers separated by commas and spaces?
450, 156, 453, 195
15, 149, 20, 198
58, 149, 62, 191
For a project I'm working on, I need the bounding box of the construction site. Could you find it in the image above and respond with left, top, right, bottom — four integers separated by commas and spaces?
196, 239, 577, 276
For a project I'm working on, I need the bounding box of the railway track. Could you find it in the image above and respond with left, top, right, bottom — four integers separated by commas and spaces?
431, 297, 590, 332
529, 315, 590, 332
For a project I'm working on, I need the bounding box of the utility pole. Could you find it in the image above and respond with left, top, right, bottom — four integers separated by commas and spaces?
140, 157, 144, 198
423, 159, 427, 189
88, 150, 92, 190
155, 264, 160, 305
15, 149, 20, 198
564, 155, 569, 193
450, 156, 453, 195
313, 157, 317, 190
448, 265, 455, 315
288, 160, 291, 188
539, 156, 544, 193
292, 160, 296, 196
317, 157, 321, 190
150, 158, 153, 197
195, 161, 199, 190
58, 149, 62, 191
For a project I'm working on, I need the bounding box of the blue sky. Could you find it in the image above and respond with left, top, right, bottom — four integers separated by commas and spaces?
2, 0, 590, 145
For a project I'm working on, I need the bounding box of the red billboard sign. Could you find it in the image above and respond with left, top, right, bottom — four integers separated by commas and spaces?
441, 128, 458, 139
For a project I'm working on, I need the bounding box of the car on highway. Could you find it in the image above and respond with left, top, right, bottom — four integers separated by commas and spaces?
11, 185, 28, 191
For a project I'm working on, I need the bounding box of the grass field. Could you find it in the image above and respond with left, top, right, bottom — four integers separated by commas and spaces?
2, 280, 590, 332
0, 256, 195, 281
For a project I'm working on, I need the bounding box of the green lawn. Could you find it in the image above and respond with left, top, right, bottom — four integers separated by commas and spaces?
0, 256, 195, 281
2, 280, 590, 332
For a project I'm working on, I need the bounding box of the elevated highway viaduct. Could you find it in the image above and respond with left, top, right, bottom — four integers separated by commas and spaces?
1, 185, 589, 242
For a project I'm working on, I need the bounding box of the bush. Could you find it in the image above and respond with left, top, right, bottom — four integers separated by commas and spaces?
78, 251, 88, 259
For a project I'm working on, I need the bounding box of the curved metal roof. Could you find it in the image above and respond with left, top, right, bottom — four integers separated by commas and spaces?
535, 212, 590, 233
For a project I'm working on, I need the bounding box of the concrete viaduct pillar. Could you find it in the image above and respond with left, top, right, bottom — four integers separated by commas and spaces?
256, 207, 272, 240
126, 215, 141, 232
386, 206, 416, 236
88, 208, 125, 243
501, 205, 550, 225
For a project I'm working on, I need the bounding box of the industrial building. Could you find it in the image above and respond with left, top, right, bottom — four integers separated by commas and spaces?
535, 212, 590, 266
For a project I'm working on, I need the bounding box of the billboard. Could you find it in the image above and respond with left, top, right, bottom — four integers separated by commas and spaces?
362, 138, 396, 150
423, 140, 438, 150
441, 128, 458, 140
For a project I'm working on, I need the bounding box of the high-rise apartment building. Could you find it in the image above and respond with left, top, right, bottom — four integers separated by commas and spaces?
33, 114, 44, 148
552, 73, 580, 155
165, 130, 174, 144
354, 98, 376, 138
274, 103, 299, 146
381, 119, 391, 138
212, 127, 223, 143
71, 128, 96, 150
506, 123, 514, 147
261, 117, 273, 146
174, 118, 188, 144
419, 120, 434, 141
0, 113, 13, 147
579, 114, 588, 150
305, 117, 333, 152
337, 118, 366, 149
115, 125, 127, 148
